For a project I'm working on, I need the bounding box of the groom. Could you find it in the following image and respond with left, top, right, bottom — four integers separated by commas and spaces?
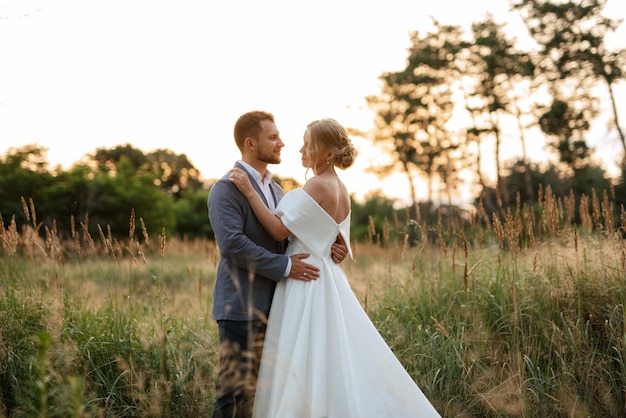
208, 110, 347, 418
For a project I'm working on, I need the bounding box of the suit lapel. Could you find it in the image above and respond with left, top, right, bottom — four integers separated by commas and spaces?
268, 182, 279, 208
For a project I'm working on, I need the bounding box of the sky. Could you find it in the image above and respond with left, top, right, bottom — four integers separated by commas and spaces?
1, 0, 625, 205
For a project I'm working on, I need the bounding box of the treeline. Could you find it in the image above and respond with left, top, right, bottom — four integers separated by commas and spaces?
1, 142, 625, 247
0, 144, 212, 242
0, 143, 401, 243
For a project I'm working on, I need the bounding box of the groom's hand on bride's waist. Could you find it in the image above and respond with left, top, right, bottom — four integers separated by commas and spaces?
331, 234, 347, 264
288, 253, 320, 282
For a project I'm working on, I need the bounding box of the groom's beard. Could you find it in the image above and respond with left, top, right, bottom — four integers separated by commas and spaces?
258, 150, 281, 165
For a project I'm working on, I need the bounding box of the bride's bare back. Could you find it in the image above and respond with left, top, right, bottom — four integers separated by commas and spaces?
303, 172, 350, 224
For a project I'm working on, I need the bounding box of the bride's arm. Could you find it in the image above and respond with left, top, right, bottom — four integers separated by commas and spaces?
229, 168, 292, 241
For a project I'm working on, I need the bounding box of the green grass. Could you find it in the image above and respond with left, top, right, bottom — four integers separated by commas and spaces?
2, 190, 626, 417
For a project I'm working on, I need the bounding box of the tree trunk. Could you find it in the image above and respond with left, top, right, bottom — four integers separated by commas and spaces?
606, 77, 626, 165
509, 83, 535, 206
404, 164, 420, 246
492, 123, 509, 212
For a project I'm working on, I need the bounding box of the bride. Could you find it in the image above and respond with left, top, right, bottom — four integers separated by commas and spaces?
229, 118, 441, 418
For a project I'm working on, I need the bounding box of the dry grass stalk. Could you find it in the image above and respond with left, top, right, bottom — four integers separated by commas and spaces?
140, 217, 150, 246
458, 233, 465, 291
451, 237, 458, 278
523, 203, 536, 249
400, 233, 408, 260
474, 368, 526, 417
80, 214, 96, 253
136, 241, 147, 265
45, 220, 65, 265
99, 224, 119, 266
159, 227, 167, 256
492, 213, 505, 248
382, 218, 390, 244
601, 191, 614, 234
409, 219, 428, 256
540, 186, 560, 237
2, 215, 19, 254
129, 208, 136, 244
437, 216, 447, 255
430, 316, 449, 338
21, 196, 30, 223
580, 194, 592, 233
70, 215, 82, 256
503, 208, 522, 257
565, 189, 575, 226
591, 189, 602, 231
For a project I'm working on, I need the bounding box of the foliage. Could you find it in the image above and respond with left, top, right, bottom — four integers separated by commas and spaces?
173, 187, 214, 240
90, 144, 204, 198
350, 192, 398, 243
84, 160, 177, 238
479, 158, 613, 216
0, 145, 195, 241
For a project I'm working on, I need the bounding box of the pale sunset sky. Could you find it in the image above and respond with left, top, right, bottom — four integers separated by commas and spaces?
1, 0, 625, 205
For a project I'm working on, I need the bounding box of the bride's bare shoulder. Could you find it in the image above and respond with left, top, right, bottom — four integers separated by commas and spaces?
302, 176, 327, 203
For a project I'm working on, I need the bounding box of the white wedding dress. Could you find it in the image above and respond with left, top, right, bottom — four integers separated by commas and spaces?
252, 189, 441, 418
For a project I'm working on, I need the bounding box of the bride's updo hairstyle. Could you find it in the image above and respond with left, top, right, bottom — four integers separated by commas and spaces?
307, 118, 358, 169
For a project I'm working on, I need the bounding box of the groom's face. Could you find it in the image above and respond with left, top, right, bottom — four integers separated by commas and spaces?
253, 120, 284, 165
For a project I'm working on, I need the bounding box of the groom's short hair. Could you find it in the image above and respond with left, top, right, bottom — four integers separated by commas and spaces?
234, 110, 275, 152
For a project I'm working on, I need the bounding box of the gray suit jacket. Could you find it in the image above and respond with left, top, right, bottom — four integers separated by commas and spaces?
208, 162, 289, 321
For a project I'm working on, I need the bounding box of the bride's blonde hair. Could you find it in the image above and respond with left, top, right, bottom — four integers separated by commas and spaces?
306, 118, 357, 170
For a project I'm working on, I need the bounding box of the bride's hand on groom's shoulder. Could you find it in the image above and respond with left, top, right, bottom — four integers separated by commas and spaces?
229, 168, 254, 197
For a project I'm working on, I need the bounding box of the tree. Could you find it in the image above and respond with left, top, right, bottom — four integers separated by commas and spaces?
367, 20, 464, 216
464, 15, 536, 207
146, 149, 204, 198
90, 143, 148, 174
89, 144, 203, 198
0, 145, 55, 226
173, 186, 214, 239
83, 158, 176, 238
511, 0, 623, 168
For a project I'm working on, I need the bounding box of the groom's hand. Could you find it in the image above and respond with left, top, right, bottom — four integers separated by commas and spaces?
331, 234, 348, 264
288, 253, 320, 282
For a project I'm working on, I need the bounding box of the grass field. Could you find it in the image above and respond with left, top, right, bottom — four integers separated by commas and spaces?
1, 190, 626, 417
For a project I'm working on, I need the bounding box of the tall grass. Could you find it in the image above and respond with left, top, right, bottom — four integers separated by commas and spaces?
1, 188, 625, 417
1, 203, 219, 417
